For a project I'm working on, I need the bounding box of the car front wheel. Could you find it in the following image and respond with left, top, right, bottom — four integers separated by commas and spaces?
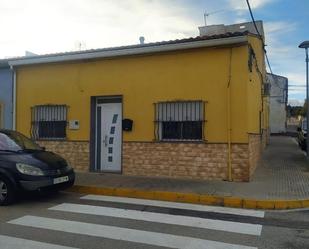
0, 176, 15, 206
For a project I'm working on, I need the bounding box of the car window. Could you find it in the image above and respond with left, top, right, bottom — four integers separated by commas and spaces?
15, 132, 42, 150
0, 133, 22, 151
0, 131, 42, 151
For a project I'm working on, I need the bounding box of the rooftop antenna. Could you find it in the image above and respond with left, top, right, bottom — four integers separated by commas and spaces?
203, 9, 226, 26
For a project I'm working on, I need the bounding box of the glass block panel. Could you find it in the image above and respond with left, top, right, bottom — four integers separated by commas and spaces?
112, 114, 118, 124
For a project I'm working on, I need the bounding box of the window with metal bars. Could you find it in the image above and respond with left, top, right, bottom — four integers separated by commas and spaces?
154, 101, 205, 141
31, 105, 67, 140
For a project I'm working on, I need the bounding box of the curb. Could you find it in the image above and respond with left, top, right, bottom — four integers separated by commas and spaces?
69, 185, 309, 210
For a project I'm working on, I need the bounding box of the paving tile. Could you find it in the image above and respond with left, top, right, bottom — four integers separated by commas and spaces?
75, 136, 309, 200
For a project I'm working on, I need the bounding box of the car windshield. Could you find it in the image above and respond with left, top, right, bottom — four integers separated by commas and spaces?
0, 131, 42, 152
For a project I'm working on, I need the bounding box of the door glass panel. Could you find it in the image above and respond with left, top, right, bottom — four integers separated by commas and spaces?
112, 114, 118, 124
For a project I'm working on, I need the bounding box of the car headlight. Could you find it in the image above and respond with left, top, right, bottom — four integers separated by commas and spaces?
65, 165, 73, 171
16, 163, 44, 176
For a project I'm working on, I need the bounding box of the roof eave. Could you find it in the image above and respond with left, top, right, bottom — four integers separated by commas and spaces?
8, 36, 248, 67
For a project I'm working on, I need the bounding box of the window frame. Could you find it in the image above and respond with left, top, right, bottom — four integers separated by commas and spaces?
154, 100, 206, 142
30, 104, 68, 140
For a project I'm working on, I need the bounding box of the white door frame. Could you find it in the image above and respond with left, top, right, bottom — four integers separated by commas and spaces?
94, 96, 122, 173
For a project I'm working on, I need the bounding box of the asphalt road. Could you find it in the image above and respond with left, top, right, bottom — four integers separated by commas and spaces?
0, 191, 309, 249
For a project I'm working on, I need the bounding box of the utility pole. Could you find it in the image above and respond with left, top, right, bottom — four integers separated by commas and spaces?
299, 41, 309, 159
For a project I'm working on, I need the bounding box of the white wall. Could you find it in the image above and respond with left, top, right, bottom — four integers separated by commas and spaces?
268, 73, 288, 134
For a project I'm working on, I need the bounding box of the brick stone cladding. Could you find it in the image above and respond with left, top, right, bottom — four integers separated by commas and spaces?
123, 142, 250, 182
37, 137, 264, 182
37, 140, 89, 172
248, 134, 262, 178
262, 129, 269, 149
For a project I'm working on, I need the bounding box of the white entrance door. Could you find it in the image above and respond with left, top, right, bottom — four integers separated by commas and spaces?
97, 102, 122, 172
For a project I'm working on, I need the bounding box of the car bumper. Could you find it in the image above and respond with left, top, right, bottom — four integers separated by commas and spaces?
19, 172, 75, 191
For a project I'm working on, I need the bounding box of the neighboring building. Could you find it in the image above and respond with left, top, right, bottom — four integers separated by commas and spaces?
199, 21, 264, 39
6, 26, 268, 182
267, 73, 288, 134
0, 61, 13, 129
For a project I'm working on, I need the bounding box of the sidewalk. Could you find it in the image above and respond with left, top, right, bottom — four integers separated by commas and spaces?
71, 136, 309, 209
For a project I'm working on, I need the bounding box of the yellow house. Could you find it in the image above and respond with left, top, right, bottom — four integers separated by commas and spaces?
9, 31, 269, 182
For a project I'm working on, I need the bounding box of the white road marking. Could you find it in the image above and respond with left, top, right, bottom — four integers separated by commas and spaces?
0, 234, 77, 249
49, 203, 262, 236
9, 216, 257, 249
81, 194, 265, 218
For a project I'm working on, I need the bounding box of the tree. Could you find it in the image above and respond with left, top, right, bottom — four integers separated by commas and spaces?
301, 99, 307, 117
287, 104, 304, 117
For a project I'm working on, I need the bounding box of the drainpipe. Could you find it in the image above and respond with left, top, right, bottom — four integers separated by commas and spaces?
227, 48, 233, 181
10, 65, 16, 130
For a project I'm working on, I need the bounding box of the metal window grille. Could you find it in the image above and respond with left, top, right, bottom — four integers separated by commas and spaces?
31, 105, 67, 140
154, 101, 205, 141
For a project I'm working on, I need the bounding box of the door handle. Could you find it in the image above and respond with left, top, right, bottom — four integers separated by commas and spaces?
103, 135, 108, 147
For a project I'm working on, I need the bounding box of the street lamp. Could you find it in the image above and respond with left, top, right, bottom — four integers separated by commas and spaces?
299, 41, 309, 159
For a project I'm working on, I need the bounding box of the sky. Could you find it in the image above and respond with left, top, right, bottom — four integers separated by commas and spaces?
0, 0, 308, 106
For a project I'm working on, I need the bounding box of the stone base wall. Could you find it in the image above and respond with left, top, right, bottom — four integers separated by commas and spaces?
230, 144, 250, 181
37, 139, 262, 182
262, 129, 269, 149
123, 142, 249, 182
248, 134, 262, 178
36, 140, 89, 172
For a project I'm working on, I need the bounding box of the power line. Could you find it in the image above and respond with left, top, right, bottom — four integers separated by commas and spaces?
245, 0, 287, 91
245, 0, 262, 38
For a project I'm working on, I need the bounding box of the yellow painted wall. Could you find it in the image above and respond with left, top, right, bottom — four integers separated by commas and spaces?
263, 96, 270, 130
16, 36, 264, 143
247, 36, 266, 134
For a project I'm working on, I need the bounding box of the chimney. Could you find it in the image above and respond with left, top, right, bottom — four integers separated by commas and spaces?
139, 36, 145, 45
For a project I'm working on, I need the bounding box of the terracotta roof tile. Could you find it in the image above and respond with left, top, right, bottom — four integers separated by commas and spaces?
0, 31, 250, 64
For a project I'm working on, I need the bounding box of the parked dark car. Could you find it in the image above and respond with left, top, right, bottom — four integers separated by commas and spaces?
0, 130, 75, 205
297, 119, 307, 150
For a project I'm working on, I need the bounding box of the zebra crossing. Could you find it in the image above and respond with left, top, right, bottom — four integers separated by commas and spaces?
0, 235, 77, 249
2, 194, 264, 249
